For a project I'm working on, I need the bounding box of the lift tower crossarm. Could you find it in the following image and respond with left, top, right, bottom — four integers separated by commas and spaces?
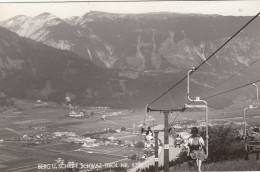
147, 106, 186, 113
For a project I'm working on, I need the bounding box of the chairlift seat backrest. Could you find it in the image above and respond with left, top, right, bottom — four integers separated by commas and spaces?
246, 141, 260, 152
249, 141, 260, 145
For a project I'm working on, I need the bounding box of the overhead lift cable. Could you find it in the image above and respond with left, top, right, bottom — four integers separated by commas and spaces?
200, 57, 260, 100
146, 13, 260, 172
148, 12, 260, 106
212, 57, 260, 90
202, 78, 260, 100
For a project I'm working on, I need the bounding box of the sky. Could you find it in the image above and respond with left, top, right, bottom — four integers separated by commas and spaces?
0, 1, 259, 21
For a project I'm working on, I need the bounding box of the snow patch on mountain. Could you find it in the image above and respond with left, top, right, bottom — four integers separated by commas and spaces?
89, 33, 102, 42
77, 30, 83, 37
95, 49, 116, 68
30, 29, 49, 42
45, 40, 73, 51
64, 16, 80, 25
76, 17, 94, 26
135, 36, 146, 70
0, 13, 62, 40
0, 15, 29, 30
159, 33, 199, 70
151, 29, 160, 69
0, 56, 25, 70
87, 49, 93, 61
105, 43, 114, 56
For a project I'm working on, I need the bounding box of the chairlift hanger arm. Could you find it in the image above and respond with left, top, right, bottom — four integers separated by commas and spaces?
243, 105, 258, 122
187, 67, 196, 102
187, 67, 208, 106
252, 83, 259, 103
243, 105, 259, 137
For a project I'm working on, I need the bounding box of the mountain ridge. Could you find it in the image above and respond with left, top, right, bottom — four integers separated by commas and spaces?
0, 12, 260, 109
0, 26, 113, 105
2, 11, 259, 70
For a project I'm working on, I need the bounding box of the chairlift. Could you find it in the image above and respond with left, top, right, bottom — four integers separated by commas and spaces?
141, 106, 155, 133
243, 84, 260, 153
245, 133, 260, 153
244, 117, 260, 153
243, 106, 260, 153
140, 106, 157, 145
185, 67, 209, 158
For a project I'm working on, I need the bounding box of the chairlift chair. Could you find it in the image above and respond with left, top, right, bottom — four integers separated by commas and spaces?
246, 141, 260, 153
243, 105, 260, 153
185, 67, 209, 158
244, 83, 260, 153
140, 110, 156, 144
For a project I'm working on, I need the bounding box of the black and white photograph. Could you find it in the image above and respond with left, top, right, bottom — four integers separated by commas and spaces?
0, 1, 260, 171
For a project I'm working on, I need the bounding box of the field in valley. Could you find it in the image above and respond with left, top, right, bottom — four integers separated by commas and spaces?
0, 99, 259, 172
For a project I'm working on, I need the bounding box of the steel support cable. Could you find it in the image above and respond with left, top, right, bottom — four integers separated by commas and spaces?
194, 12, 260, 71
202, 78, 260, 100
198, 57, 260, 101
188, 57, 260, 106
148, 12, 260, 106
170, 112, 181, 127
211, 57, 260, 90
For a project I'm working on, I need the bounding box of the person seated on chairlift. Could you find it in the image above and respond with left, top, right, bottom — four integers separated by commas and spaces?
245, 127, 260, 161
169, 126, 173, 133
176, 134, 181, 140
186, 127, 207, 172
247, 128, 260, 141
146, 127, 154, 142
175, 134, 182, 147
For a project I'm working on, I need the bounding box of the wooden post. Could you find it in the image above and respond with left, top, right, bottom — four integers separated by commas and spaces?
163, 111, 169, 172
154, 131, 159, 172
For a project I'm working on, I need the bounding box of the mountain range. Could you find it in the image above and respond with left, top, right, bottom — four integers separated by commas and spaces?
0, 26, 113, 105
0, 11, 260, 109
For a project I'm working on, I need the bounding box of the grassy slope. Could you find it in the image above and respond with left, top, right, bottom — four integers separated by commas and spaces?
171, 158, 260, 171
203, 159, 260, 171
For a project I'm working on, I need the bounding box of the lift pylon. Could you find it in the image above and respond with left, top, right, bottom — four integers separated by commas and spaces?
146, 106, 185, 172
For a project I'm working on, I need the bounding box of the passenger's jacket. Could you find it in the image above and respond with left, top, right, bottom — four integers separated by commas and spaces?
187, 136, 205, 151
